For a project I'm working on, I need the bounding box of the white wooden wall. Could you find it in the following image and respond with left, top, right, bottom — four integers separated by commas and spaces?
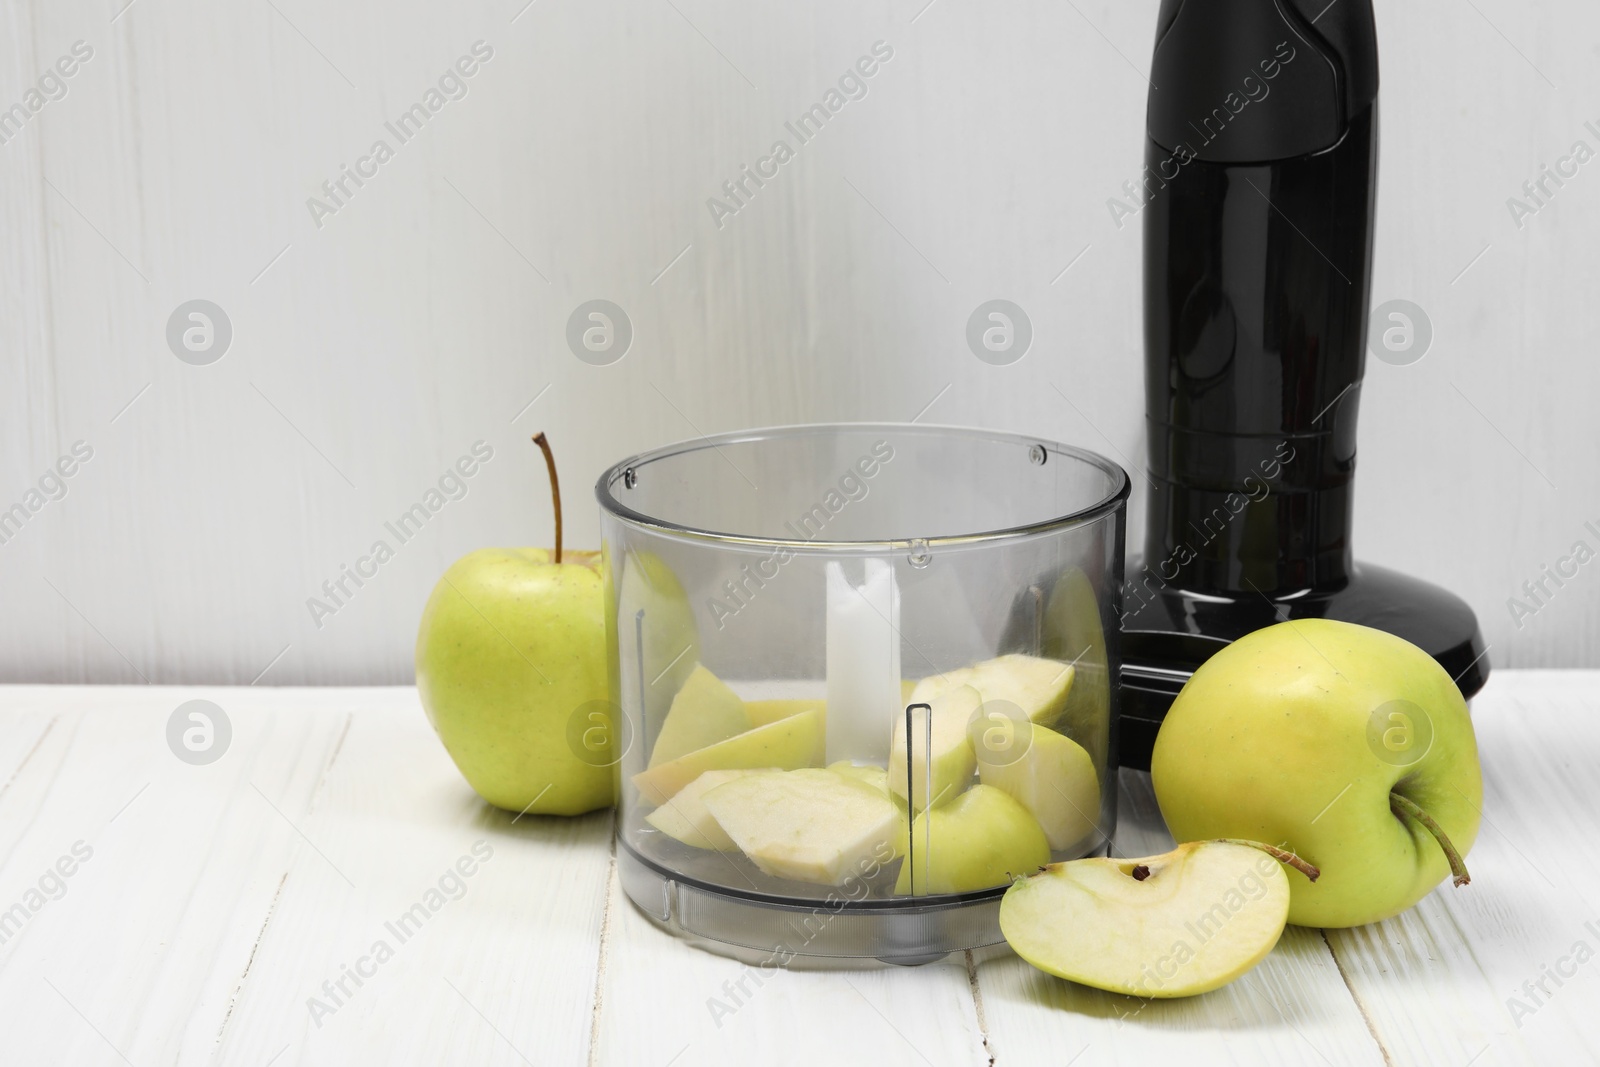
1, 0, 1595, 684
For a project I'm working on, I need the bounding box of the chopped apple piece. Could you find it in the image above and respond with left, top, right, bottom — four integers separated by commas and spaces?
896, 784, 1050, 895
999, 841, 1292, 998
908, 668, 970, 708
828, 760, 887, 791
745, 697, 825, 728
644, 768, 774, 850
648, 665, 750, 767
703, 768, 901, 886
632, 710, 823, 805
828, 761, 908, 852
888, 685, 981, 811
911, 654, 1074, 731
977, 722, 1100, 851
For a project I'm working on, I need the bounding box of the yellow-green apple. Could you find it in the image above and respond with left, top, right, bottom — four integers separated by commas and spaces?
415, 433, 613, 816
1001, 841, 1306, 997
1152, 619, 1481, 928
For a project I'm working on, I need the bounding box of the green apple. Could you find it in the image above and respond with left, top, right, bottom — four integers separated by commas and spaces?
888, 684, 981, 811
616, 548, 701, 733
1152, 619, 1481, 928
648, 664, 750, 766
703, 768, 902, 885
645, 768, 773, 850
895, 784, 1050, 895
1001, 841, 1294, 998
416, 543, 611, 815
632, 709, 824, 805
977, 722, 1100, 851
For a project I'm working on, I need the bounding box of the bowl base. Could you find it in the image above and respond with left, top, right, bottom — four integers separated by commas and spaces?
617, 843, 1010, 965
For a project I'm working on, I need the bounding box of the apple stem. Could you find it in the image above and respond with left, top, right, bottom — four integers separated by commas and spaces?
1216, 839, 1321, 883
1390, 792, 1471, 887
532, 432, 562, 564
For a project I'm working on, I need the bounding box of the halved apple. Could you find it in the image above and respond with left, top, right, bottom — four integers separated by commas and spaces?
895, 784, 1050, 895
632, 709, 823, 805
644, 768, 774, 850
703, 768, 901, 885
647, 664, 751, 767
1000, 841, 1293, 998
977, 722, 1100, 851
888, 685, 981, 811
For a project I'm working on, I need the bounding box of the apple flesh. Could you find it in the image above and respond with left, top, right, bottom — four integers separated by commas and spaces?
703, 768, 902, 885
1152, 619, 1481, 928
977, 722, 1100, 851
895, 784, 1050, 895
647, 664, 750, 766
1000, 841, 1292, 998
888, 685, 981, 811
828, 760, 888, 791
746, 698, 826, 728
631, 709, 824, 805
416, 547, 612, 815
645, 768, 773, 850
910, 654, 1075, 731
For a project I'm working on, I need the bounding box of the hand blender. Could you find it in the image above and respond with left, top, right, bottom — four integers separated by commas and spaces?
1118, 0, 1489, 768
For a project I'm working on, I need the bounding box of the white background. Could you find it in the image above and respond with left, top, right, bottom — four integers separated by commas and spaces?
0, 0, 1595, 684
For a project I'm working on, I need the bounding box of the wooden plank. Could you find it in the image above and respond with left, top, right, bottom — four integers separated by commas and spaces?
208, 690, 613, 1066
0, 686, 614, 1066
1323, 671, 1600, 1066
974, 769, 1386, 1067
0, 686, 353, 1065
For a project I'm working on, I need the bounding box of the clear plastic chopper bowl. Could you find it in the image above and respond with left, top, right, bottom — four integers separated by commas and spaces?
594, 424, 1128, 964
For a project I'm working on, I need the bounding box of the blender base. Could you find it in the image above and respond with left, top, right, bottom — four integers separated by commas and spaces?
1118, 560, 1491, 771
617, 843, 1013, 966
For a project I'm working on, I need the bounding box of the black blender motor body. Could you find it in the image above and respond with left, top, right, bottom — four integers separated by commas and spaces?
1119, 0, 1489, 768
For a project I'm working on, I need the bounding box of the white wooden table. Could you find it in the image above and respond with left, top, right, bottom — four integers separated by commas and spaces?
2, 673, 1595, 1066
